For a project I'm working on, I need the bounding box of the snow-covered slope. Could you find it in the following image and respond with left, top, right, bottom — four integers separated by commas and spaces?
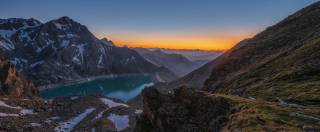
0, 17, 160, 86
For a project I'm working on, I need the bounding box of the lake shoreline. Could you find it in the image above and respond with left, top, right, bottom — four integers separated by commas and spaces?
38, 73, 151, 91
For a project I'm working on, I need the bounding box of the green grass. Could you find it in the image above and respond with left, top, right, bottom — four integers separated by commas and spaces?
211, 94, 320, 131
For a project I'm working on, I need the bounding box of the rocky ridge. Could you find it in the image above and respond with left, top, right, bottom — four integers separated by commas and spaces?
0, 17, 168, 86
135, 87, 320, 132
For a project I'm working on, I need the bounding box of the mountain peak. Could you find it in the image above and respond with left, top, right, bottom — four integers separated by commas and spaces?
100, 38, 115, 46
0, 18, 42, 26
57, 16, 73, 22
51, 16, 80, 27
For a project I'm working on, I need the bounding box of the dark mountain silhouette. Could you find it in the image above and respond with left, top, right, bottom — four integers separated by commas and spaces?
134, 48, 200, 76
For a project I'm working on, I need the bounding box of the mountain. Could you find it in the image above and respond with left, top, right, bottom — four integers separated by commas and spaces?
0, 17, 167, 86
203, 1, 320, 104
136, 2, 320, 131
134, 48, 200, 76
153, 49, 229, 91
159, 1, 320, 95
100, 37, 115, 46
156, 48, 223, 65
156, 56, 222, 91
150, 66, 179, 83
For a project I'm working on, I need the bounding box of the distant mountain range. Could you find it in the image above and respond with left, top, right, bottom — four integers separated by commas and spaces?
134, 48, 210, 76
0, 17, 176, 86
156, 48, 223, 64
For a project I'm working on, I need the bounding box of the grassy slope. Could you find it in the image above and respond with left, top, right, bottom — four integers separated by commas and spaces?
213, 94, 320, 131
203, 2, 320, 104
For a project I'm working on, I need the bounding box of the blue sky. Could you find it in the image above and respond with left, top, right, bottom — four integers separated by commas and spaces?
0, 0, 318, 50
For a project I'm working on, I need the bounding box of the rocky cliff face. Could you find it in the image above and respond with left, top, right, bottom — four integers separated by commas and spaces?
135, 87, 232, 132
136, 87, 320, 132
0, 17, 160, 86
0, 52, 38, 98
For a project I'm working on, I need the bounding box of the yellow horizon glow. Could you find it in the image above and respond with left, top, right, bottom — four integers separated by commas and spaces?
95, 32, 255, 51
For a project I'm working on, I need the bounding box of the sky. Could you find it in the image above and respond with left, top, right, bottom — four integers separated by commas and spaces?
0, 0, 318, 50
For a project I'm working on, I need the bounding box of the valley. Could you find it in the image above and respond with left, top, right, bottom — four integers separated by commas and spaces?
0, 1, 320, 132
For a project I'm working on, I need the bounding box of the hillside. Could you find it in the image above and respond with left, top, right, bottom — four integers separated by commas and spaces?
158, 48, 223, 65
203, 2, 320, 105
134, 48, 199, 77
135, 87, 320, 132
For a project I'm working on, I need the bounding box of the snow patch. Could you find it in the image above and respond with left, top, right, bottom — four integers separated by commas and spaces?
55, 23, 64, 30
100, 98, 129, 108
66, 34, 79, 38
41, 32, 49, 36
0, 41, 15, 50
61, 39, 70, 48
277, 97, 301, 107
70, 96, 79, 100
0, 29, 15, 38
135, 109, 143, 114
92, 110, 105, 121
20, 109, 35, 115
0, 112, 19, 117
19, 31, 32, 42
45, 116, 61, 123
72, 43, 86, 64
30, 123, 41, 127
30, 61, 44, 68
54, 108, 95, 132
10, 58, 21, 65
0, 100, 36, 116
98, 55, 103, 66
107, 114, 129, 131
0, 100, 21, 109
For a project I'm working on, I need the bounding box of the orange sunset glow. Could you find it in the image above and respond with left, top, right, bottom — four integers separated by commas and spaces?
96, 32, 255, 51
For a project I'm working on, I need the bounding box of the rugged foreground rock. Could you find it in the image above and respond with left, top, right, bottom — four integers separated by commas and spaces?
135, 87, 320, 132
0, 95, 142, 132
0, 52, 38, 99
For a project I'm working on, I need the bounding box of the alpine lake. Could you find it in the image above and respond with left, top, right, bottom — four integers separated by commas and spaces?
40, 74, 153, 101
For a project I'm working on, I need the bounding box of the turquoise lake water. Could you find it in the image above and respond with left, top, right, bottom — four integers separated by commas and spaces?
40, 75, 153, 101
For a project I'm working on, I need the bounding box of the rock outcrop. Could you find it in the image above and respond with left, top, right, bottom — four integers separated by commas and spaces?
0, 52, 38, 98
135, 87, 232, 132
135, 87, 320, 132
